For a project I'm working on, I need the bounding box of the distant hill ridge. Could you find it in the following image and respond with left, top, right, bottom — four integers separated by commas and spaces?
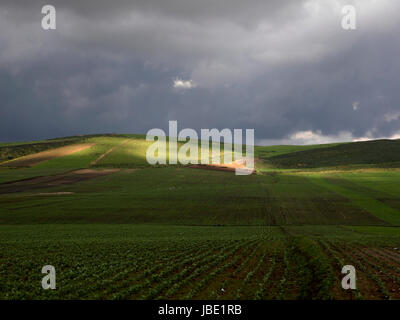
1, 134, 400, 170
263, 139, 400, 168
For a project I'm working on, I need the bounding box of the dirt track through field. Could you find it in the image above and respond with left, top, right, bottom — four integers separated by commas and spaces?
188, 159, 254, 174
0, 143, 96, 167
0, 169, 119, 194
91, 139, 129, 165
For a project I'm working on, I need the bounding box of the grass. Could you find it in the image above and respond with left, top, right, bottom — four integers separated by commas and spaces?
1, 134, 400, 299
255, 143, 343, 159
308, 174, 400, 225
0, 137, 127, 183
264, 139, 400, 169
0, 137, 85, 163
1, 167, 392, 225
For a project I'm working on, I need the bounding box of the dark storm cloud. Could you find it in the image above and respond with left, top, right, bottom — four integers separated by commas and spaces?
0, 0, 399, 144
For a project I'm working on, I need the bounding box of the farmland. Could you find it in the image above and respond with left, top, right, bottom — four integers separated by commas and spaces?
1, 135, 400, 299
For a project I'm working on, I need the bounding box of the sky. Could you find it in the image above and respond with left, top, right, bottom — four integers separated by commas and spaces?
0, 0, 399, 145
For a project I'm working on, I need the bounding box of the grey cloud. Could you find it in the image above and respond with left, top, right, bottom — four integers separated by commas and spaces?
0, 0, 399, 144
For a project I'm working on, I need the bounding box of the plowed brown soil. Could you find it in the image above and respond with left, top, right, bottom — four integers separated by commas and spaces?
188, 159, 254, 174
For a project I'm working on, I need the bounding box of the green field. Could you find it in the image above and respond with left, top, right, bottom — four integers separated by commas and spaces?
1, 136, 400, 299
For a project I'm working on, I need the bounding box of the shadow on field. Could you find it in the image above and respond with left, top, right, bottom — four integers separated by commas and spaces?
0, 169, 118, 194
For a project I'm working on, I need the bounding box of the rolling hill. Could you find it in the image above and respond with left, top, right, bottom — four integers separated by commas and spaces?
1, 134, 400, 300
260, 139, 400, 169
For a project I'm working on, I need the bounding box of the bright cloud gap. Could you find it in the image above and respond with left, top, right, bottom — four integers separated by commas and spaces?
173, 78, 196, 89
258, 130, 400, 146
